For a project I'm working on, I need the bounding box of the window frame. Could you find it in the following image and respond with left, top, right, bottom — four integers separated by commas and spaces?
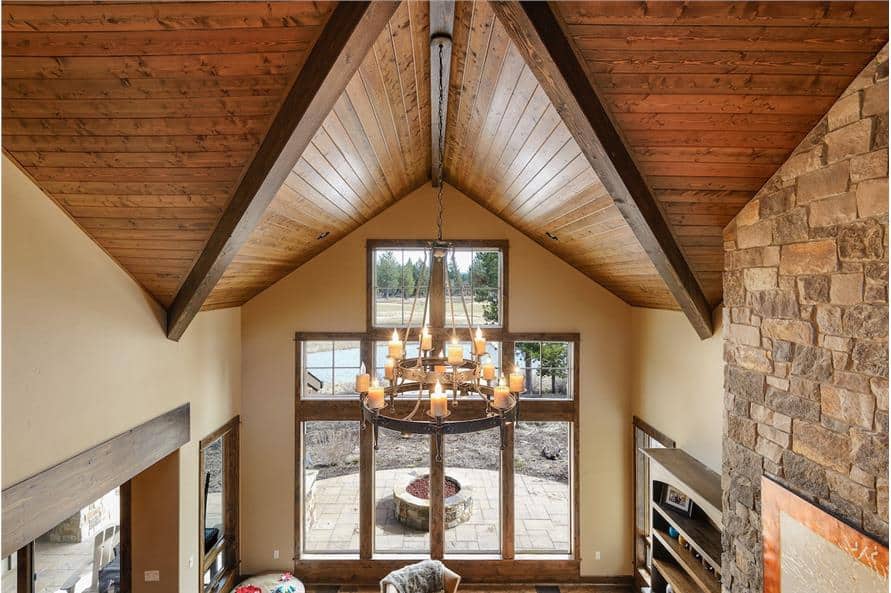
293, 239, 580, 581
366, 240, 509, 336
199, 416, 240, 593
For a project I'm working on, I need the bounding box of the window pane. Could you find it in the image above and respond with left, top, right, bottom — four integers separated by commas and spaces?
472, 288, 500, 327
375, 428, 430, 554
204, 438, 225, 554
446, 249, 502, 328
513, 341, 572, 400
305, 368, 334, 395
515, 422, 570, 554
376, 288, 404, 327
375, 250, 402, 288
402, 285, 430, 327
334, 341, 361, 367
445, 428, 500, 554
2, 553, 16, 593
374, 248, 432, 328
34, 488, 121, 593
303, 340, 361, 399
303, 422, 360, 553
471, 250, 501, 289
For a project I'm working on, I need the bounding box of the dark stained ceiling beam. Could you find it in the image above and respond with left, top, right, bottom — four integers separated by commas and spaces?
488, 0, 714, 339
166, 0, 400, 341
430, 0, 455, 187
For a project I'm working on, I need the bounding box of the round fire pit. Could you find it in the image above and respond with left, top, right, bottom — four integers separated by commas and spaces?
393, 474, 472, 531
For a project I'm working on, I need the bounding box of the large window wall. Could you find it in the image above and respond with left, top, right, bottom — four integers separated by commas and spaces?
294, 240, 579, 580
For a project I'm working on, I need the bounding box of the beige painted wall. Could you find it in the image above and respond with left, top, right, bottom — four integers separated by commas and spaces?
240, 183, 633, 576
1, 156, 242, 593
630, 307, 724, 472
132, 451, 180, 593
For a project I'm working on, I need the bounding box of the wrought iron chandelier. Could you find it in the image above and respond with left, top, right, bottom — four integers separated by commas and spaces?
355, 34, 523, 454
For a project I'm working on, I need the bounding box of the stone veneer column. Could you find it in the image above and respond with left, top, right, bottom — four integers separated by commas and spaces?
722, 46, 889, 593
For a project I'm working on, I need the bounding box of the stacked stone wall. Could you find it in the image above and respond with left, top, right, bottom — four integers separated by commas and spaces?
722, 46, 889, 593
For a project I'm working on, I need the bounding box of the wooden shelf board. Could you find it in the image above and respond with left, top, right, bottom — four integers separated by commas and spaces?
643, 448, 721, 512
653, 502, 722, 568
653, 558, 700, 593
653, 528, 720, 593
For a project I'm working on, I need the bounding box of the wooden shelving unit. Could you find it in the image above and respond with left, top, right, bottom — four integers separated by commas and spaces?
643, 448, 722, 593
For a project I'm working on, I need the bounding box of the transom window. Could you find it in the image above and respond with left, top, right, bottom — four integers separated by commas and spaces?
371, 242, 504, 330
295, 240, 579, 580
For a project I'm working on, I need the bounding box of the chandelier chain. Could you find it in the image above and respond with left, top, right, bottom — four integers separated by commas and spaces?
436, 41, 445, 242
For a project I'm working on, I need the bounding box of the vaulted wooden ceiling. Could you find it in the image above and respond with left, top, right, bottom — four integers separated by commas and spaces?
2, 1, 887, 338
3, 1, 336, 307
205, 0, 431, 309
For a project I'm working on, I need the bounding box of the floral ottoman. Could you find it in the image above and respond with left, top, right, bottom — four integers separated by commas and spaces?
234, 572, 305, 593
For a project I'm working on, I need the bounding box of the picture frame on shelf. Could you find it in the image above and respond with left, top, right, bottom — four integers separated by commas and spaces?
663, 484, 694, 516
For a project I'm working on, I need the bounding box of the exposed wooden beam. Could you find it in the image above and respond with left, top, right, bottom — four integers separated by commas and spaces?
430, 1, 455, 187
2, 404, 189, 557
488, 1, 714, 339
166, 1, 400, 340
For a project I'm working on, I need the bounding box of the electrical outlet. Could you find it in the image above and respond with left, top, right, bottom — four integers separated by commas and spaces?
595, 551, 601, 560
273, 549, 280, 560
144, 570, 160, 582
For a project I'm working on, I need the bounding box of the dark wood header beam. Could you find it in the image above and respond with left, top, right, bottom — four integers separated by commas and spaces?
2, 404, 189, 557
488, 1, 714, 339
430, 0, 455, 187
166, 0, 401, 340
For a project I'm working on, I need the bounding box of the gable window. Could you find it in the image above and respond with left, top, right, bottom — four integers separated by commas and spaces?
295, 240, 579, 581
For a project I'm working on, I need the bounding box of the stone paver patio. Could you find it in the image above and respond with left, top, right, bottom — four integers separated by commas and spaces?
305, 468, 569, 554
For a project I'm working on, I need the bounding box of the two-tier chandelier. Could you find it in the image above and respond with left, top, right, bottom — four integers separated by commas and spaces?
354, 237, 523, 454
354, 34, 523, 453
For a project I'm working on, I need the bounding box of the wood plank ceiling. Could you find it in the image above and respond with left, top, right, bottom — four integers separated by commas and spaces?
443, 0, 676, 308
2, 1, 888, 317
204, 0, 430, 309
552, 0, 889, 305
2, 1, 335, 307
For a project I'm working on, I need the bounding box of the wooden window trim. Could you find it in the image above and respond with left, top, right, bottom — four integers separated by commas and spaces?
199, 416, 240, 593
293, 241, 578, 581
294, 334, 579, 577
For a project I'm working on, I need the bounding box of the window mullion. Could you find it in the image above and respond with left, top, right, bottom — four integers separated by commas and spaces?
359, 421, 374, 560
429, 434, 445, 559
501, 422, 515, 560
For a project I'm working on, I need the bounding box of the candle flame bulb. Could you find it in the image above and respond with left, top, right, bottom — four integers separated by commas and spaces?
360, 362, 366, 373
472, 326, 487, 355
430, 379, 448, 417
509, 366, 525, 392
392, 330, 399, 342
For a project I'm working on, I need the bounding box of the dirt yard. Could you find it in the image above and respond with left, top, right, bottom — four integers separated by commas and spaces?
305, 421, 569, 483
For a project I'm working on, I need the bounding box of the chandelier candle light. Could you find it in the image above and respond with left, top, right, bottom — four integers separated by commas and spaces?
355, 238, 524, 452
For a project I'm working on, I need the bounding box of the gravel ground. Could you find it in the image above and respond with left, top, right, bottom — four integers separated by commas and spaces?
305, 420, 569, 483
